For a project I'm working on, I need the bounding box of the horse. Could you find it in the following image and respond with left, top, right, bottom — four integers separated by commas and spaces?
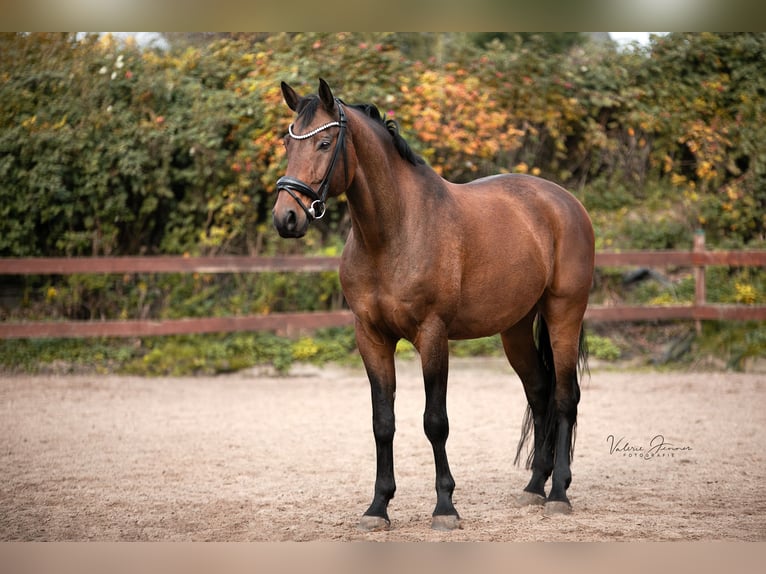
272, 79, 594, 531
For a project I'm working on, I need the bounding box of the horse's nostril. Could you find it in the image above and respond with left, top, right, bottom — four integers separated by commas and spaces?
285, 210, 297, 231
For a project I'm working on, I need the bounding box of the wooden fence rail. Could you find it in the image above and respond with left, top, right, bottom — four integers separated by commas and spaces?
1, 238, 765, 339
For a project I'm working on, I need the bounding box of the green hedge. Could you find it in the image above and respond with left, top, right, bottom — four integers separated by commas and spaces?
1, 33, 764, 370
2, 32, 765, 260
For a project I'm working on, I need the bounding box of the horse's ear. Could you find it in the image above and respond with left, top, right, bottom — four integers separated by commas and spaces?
281, 81, 300, 112
318, 78, 335, 112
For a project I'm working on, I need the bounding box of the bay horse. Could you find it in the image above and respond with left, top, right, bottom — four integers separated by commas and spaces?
272, 79, 594, 531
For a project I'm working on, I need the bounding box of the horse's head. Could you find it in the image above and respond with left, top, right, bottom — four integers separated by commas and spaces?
273, 78, 351, 238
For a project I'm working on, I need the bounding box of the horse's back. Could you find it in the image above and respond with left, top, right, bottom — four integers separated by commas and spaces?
465, 173, 588, 219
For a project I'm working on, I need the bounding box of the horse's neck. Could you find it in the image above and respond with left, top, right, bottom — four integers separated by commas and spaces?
344, 114, 450, 254
346, 153, 438, 255
345, 175, 397, 253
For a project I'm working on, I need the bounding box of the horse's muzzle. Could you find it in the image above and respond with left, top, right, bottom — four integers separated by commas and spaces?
273, 206, 308, 238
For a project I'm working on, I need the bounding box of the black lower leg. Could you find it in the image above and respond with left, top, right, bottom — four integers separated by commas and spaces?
548, 370, 579, 504
421, 332, 458, 519
520, 365, 555, 497
364, 376, 396, 522
524, 412, 554, 497
548, 410, 576, 503
424, 407, 457, 517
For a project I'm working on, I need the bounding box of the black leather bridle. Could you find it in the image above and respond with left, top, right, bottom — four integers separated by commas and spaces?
276, 100, 347, 221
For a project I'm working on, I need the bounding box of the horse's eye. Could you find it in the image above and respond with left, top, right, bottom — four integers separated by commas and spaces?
318, 139, 331, 151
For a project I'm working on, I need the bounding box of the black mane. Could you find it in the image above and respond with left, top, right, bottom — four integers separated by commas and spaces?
295, 95, 425, 167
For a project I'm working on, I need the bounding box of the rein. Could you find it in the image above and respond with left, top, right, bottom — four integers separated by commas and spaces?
276, 100, 347, 221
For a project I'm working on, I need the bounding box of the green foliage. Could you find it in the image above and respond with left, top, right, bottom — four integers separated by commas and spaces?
0, 328, 622, 374
126, 332, 295, 375
2, 33, 765, 373
289, 326, 359, 366
586, 334, 622, 361
591, 264, 765, 319
469, 33, 587, 54
0, 33, 267, 256
634, 33, 766, 247
3, 32, 764, 260
450, 336, 504, 357
0, 327, 362, 376
395, 339, 417, 359
0, 337, 134, 373
2, 271, 343, 325
705, 267, 766, 304
697, 321, 766, 370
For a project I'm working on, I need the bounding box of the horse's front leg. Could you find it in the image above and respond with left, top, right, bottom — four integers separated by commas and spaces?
355, 320, 398, 532
418, 321, 461, 530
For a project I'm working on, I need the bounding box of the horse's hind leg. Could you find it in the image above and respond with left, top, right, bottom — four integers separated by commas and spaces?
540, 296, 587, 514
501, 312, 554, 507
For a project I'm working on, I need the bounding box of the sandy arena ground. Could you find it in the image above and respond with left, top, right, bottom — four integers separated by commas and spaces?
1, 358, 764, 541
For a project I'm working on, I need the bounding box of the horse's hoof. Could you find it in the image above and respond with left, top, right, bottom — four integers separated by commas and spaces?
515, 491, 547, 507
544, 500, 573, 516
431, 515, 462, 531
357, 515, 391, 532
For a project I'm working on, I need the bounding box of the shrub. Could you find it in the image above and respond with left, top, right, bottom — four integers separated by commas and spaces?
586, 334, 622, 361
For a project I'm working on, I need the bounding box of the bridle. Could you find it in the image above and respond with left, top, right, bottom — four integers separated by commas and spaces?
276, 99, 347, 221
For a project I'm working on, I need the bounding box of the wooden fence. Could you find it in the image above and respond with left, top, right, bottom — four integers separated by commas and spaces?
1, 234, 765, 339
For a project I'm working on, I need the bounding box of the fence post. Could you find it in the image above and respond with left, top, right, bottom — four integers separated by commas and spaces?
693, 229, 706, 333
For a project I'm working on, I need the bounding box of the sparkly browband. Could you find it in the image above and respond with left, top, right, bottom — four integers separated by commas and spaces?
288, 121, 341, 140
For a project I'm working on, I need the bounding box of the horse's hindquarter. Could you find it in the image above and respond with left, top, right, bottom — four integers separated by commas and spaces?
446, 174, 593, 338
496, 175, 594, 299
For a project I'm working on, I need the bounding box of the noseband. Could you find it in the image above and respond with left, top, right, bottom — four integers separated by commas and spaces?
276, 100, 347, 221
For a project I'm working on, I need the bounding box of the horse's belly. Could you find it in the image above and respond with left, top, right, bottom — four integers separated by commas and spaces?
447, 264, 546, 339
447, 294, 538, 339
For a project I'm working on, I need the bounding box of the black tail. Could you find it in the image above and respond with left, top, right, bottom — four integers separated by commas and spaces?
514, 315, 588, 468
